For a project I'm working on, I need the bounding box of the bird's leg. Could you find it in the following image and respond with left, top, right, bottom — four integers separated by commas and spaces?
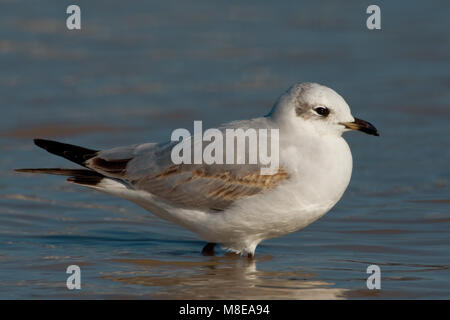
201, 243, 216, 256
247, 253, 254, 259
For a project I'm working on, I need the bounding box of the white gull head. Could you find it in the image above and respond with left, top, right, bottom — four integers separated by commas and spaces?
268, 82, 379, 137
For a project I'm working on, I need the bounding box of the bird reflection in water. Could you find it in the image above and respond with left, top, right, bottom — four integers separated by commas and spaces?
102, 254, 349, 299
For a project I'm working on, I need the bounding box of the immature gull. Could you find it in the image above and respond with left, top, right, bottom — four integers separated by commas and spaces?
16, 82, 378, 258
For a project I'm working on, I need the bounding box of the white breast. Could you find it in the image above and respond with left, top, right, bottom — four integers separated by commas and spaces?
204, 134, 353, 242
134, 133, 353, 254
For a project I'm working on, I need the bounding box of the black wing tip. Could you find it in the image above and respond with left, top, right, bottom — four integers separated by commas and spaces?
33, 138, 47, 147
33, 138, 59, 150
32, 138, 98, 167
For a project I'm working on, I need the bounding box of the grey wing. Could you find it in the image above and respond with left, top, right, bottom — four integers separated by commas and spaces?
85, 120, 288, 211
130, 162, 289, 211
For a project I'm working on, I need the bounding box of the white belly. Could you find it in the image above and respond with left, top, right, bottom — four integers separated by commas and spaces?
190, 136, 353, 245
132, 135, 353, 255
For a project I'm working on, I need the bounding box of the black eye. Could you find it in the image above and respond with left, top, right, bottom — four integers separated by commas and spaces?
314, 106, 329, 117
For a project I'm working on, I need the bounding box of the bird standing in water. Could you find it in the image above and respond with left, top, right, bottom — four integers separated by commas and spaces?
16, 82, 378, 258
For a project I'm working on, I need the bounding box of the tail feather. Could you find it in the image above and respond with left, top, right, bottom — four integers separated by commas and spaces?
16, 139, 126, 190
33, 139, 98, 167
67, 175, 104, 186
15, 168, 102, 177
15, 168, 105, 187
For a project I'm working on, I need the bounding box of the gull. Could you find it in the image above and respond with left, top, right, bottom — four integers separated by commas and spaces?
16, 82, 379, 258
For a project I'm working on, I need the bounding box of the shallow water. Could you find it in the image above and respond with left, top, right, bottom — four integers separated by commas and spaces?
0, 0, 449, 299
